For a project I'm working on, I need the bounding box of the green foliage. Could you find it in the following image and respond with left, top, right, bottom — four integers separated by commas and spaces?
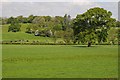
63, 28, 73, 43
77, 30, 96, 44
108, 28, 118, 44
96, 29, 108, 43
8, 19, 21, 32
62, 14, 71, 31
78, 32, 86, 44
85, 31, 97, 44
1, 18, 8, 25
7, 17, 14, 24
118, 28, 120, 44
26, 24, 38, 32
53, 24, 62, 31
27, 15, 36, 23
8, 23, 21, 32
16, 16, 24, 23
116, 21, 120, 27
43, 16, 52, 22
32, 16, 45, 27
26, 26, 34, 34
73, 7, 116, 46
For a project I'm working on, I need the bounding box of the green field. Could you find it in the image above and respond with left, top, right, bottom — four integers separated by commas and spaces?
2, 24, 119, 78
2, 24, 53, 42
2, 45, 118, 78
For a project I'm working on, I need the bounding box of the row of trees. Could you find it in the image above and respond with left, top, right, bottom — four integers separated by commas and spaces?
2, 7, 120, 46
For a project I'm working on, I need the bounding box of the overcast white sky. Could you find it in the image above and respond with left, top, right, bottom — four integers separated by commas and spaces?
1, 0, 119, 19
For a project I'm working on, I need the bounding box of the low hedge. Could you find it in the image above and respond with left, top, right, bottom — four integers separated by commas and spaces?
1, 40, 119, 45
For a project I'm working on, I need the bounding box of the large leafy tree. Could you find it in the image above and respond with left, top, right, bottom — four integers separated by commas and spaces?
73, 7, 115, 46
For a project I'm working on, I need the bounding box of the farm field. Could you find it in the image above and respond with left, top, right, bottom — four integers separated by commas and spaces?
2, 45, 118, 78
1, 3, 119, 79
2, 24, 61, 43
2, 24, 53, 42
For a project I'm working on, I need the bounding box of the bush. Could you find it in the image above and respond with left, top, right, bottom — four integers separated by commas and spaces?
8, 19, 21, 32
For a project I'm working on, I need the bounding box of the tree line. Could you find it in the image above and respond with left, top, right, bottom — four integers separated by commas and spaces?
1, 7, 120, 46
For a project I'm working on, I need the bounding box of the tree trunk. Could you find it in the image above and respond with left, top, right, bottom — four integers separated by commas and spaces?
88, 41, 91, 47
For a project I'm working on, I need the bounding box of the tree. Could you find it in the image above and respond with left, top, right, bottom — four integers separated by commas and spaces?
1, 17, 8, 25
116, 21, 120, 27
118, 28, 120, 44
96, 29, 108, 44
63, 28, 74, 44
108, 28, 118, 44
8, 19, 21, 32
26, 24, 34, 34
27, 15, 35, 23
44, 16, 52, 22
62, 14, 71, 31
52, 30, 64, 44
32, 16, 45, 27
73, 7, 114, 47
51, 16, 63, 31
22, 17, 28, 23
53, 24, 62, 31
7, 17, 14, 24
16, 16, 24, 23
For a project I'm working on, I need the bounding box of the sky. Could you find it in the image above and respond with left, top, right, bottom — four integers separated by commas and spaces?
0, 0, 119, 19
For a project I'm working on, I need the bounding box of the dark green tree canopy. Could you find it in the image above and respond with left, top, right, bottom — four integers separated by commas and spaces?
8, 18, 21, 32
73, 7, 116, 45
73, 7, 114, 31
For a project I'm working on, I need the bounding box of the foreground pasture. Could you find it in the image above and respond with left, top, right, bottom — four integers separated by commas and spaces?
2, 45, 118, 78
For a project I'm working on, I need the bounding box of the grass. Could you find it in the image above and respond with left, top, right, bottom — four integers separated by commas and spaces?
2, 24, 118, 78
2, 24, 53, 42
2, 45, 118, 78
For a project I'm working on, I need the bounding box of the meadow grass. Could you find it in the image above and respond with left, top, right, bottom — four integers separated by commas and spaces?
2, 45, 118, 78
2, 24, 53, 42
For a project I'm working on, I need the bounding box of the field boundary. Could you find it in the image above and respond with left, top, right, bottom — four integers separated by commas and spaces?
1, 78, 118, 80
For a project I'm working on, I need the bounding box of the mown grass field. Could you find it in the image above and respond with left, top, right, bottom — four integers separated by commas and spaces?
2, 45, 118, 78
